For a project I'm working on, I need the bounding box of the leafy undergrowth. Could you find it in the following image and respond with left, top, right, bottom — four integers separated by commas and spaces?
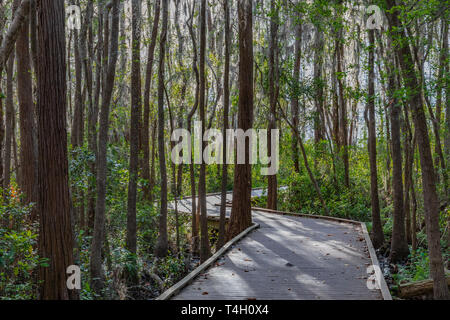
0, 190, 44, 300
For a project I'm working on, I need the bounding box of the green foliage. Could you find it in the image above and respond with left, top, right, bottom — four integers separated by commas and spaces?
394, 248, 431, 284
0, 196, 43, 300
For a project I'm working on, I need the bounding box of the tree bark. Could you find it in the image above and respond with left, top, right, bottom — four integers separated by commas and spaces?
187, 1, 199, 254
218, 0, 231, 250
125, 0, 141, 285
16, 0, 37, 220
291, 18, 302, 173
267, 0, 278, 211
388, 54, 409, 263
365, 29, 384, 249
142, 0, 160, 202
198, 0, 211, 262
227, 0, 253, 240
3, 51, 14, 195
36, 0, 75, 300
154, 0, 169, 258
90, 0, 120, 294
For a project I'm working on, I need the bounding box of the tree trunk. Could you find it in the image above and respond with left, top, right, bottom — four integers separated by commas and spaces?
336, 29, 349, 188
3, 51, 14, 195
187, 1, 199, 254
125, 0, 141, 285
36, 0, 75, 300
388, 53, 409, 263
366, 29, 384, 249
267, 0, 278, 211
142, 0, 160, 202
154, 0, 169, 258
198, 0, 211, 262
218, 0, 231, 250
291, 18, 302, 173
16, 0, 38, 220
90, 0, 120, 294
313, 26, 324, 146
227, 0, 253, 240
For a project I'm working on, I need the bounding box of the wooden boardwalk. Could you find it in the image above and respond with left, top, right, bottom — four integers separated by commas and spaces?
168, 191, 384, 300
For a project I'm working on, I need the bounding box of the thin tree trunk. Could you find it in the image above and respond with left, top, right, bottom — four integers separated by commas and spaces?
142, 0, 160, 202
16, 0, 37, 220
154, 0, 169, 258
365, 29, 384, 249
336, 28, 349, 188
126, 0, 141, 286
3, 52, 14, 195
313, 26, 324, 145
87, 0, 104, 232
187, 0, 199, 254
218, 0, 231, 250
199, 0, 211, 262
388, 53, 409, 263
90, 0, 120, 294
291, 19, 302, 173
267, 0, 278, 211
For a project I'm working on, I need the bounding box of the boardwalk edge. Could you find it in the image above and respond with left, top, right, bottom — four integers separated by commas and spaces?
236, 205, 392, 300
155, 223, 261, 300
360, 222, 392, 300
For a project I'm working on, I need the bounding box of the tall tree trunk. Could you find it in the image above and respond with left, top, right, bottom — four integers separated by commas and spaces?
443, 21, 450, 263
84, 0, 96, 233
90, 0, 120, 294
3, 51, 14, 195
227, 0, 253, 240
403, 97, 414, 245
36, 0, 75, 300
388, 53, 409, 263
70, 1, 86, 233
267, 0, 278, 211
336, 28, 349, 188
218, 0, 231, 250
142, 0, 160, 202
386, 0, 449, 299
16, 0, 37, 220
187, 1, 199, 254
0, 1, 5, 192
313, 26, 324, 146
365, 29, 384, 249
126, 0, 141, 285
198, 0, 211, 262
154, 0, 169, 258
291, 18, 302, 173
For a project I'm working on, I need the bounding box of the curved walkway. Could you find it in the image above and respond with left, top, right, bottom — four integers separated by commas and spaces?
168, 190, 384, 300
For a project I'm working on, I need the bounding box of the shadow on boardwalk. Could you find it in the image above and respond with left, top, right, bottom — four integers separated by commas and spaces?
170, 205, 382, 299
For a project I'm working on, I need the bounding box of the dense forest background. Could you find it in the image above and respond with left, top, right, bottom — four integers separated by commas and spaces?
0, 0, 449, 300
